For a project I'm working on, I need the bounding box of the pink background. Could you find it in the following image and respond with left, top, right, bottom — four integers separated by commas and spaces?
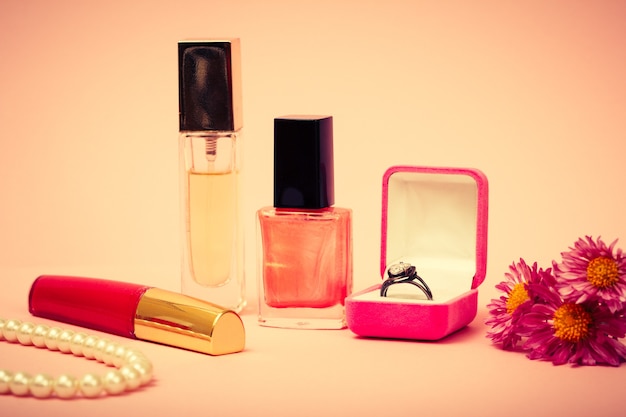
1, 1, 625, 416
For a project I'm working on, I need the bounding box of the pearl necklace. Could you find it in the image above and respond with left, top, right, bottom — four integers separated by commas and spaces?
0, 317, 153, 398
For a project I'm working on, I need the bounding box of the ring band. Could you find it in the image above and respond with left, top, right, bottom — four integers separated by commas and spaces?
380, 262, 433, 300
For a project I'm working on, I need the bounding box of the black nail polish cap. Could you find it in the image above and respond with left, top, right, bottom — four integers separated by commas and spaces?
273, 115, 335, 209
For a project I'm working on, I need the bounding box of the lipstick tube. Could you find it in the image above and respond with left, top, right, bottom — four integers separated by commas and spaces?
28, 275, 245, 355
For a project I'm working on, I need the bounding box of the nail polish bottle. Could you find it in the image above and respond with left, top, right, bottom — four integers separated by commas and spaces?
257, 115, 353, 329
178, 39, 245, 312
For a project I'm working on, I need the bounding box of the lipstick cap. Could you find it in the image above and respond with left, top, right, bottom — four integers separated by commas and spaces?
273, 115, 335, 209
135, 288, 245, 356
178, 39, 243, 131
29, 275, 245, 355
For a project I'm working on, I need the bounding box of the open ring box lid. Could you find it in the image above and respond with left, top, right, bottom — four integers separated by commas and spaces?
345, 166, 488, 340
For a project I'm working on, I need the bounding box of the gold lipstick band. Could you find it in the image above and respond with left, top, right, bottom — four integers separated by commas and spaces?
134, 288, 245, 355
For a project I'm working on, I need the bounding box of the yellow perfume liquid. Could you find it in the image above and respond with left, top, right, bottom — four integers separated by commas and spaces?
179, 132, 245, 312
187, 171, 237, 287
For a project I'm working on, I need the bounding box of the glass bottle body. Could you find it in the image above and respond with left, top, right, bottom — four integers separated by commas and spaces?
180, 131, 245, 312
256, 207, 352, 329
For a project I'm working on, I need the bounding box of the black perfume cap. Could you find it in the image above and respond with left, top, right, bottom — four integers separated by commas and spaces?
273, 116, 335, 209
178, 39, 243, 131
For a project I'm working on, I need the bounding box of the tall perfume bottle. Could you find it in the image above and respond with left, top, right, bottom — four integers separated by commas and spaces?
257, 115, 353, 329
178, 39, 245, 312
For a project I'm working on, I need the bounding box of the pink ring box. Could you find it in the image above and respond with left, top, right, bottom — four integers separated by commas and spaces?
345, 166, 489, 340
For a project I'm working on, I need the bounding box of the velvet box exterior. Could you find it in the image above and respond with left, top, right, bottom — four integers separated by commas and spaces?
345, 166, 489, 340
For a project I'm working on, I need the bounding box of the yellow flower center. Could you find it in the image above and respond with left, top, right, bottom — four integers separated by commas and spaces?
506, 283, 529, 314
553, 303, 592, 343
586, 257, 620, 288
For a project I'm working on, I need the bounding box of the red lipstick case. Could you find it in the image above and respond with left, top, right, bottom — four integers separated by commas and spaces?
29, 275, 245, 355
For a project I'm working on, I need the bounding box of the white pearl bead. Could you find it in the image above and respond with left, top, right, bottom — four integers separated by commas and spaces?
82, 335, 99, 360
44, 327, 63, 351
0, 318, 6, 341
130, 360, 153, 385
16, 322, 35, 345
57, 329, 74, 354
119, 365, 141, 390
93, 338, 110, 362
16, 322, 35, 346
31, 324, 49, 348
70, 332, 88, 357
79, 373, 103, 398
9, 371, 30, 396
0, 369, 13, 394
54, 374, 78, 398
112, 345, 128, 368
2, 319, 21, 342
103, 370, 126, 395
103, 342, 119, 366
30, 373, 54, 398
125, 349, 147, 364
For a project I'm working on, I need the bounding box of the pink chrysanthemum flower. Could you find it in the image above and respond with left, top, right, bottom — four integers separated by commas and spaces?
485, 259, 545, 350
553, 236, 626, 313
520, 272, 626, 366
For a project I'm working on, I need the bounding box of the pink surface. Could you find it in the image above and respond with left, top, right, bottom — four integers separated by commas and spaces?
2, 1, 626, 416
2, 268, 626, 417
